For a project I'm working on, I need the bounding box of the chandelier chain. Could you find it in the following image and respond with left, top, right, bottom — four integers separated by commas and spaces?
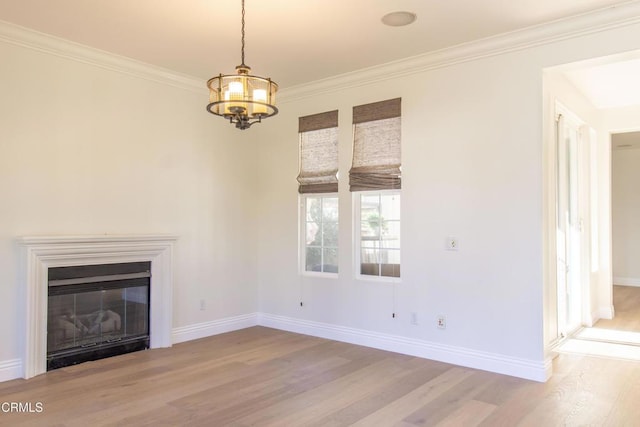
240, 0, 246, 66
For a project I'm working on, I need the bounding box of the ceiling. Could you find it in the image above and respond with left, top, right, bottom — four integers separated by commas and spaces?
563, 58, 640, 109
0, 0, 634, 88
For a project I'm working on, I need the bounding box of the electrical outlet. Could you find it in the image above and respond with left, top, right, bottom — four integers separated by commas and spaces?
200, 299, 206, 311
445, 237, 459, 251
410, 312, 418, 325
437, 315, 446, 329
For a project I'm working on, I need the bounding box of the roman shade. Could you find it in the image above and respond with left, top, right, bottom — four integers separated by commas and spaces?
297, 110, 339, 194
350, 98, 401, 191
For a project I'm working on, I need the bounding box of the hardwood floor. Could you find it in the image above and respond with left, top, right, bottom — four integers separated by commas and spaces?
595, 285, 640, 331
2, 290, 640, 426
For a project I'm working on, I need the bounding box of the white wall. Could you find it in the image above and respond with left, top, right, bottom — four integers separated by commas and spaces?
257, 19, 640, 380
612, 145, 640, 284
257, 52, 546, 379
0, 34, 259, 370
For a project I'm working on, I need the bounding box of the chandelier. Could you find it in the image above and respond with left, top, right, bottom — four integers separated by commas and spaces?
206, 0, 279, 130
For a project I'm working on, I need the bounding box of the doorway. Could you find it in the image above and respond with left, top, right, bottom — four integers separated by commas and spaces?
611, 132, 640, 291
554, 129, 640, 360
545, 52, 640, 360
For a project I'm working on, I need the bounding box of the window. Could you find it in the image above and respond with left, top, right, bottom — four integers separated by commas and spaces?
298, 110, 339, 274
350, 98, 401, 278
356, 191, 400, 278
302, 195, 339, 273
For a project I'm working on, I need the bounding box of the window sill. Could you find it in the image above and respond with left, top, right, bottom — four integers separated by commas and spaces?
301, 271, 339, 279
355, 274, 401, 284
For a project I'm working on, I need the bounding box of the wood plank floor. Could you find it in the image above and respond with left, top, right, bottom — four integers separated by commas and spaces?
595, 285, 640, 331
1, 288, 640, 426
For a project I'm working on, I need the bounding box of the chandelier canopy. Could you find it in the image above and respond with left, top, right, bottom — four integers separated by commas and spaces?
206, 0, 278, 130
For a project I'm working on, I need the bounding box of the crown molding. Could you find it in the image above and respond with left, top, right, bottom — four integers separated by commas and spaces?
279, 1, 640, 103
2, 1, 640, 102
0, 19, 204, 94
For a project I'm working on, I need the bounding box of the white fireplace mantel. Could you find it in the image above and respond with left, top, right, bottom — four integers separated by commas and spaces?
18, 234, 177, 379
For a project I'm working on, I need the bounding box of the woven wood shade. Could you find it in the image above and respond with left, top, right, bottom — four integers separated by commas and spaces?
297, 110, 339, 194
350, 98, 401, 191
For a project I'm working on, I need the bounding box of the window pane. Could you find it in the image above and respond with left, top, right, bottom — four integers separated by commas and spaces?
361, 194, 380, 208
361, 220, 379, 239
361, 193, 382, 240
365, 213, 384, 235
361, 195, 380, 222
361, 248, 378, 264
302, 195, 339, 275
381, 194, 400, 220
306, 197, 320, 220
305, 197, 321, 246
379, 248, 401, 264
305, 247, 322, 271
357, 191, 400, 279
381, 264, 400, 278
361, 262, 380, 276
322, 248, 339, 273
361, 238, 379, 249
322, 221, 339, 247
322, 197, 339, 222
306, 221, 320, 246
380, 249, 400, 277
381, 220, 400, 249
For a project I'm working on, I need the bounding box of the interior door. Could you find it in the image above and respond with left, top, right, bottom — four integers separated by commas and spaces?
556, 111, 583, 337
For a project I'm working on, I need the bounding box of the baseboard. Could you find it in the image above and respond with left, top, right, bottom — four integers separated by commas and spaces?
595, 305, 615, 321
613, 277, 640, 287
172, 313, 258, 344
2, 311, 552, 384
257, 313, 551, 382
0, 359, 22, 382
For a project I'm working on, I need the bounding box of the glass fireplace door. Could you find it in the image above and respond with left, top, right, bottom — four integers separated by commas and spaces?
47, 263, 151, 370
48, 283, 149, 354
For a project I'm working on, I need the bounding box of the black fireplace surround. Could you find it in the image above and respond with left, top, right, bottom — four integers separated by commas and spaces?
47, 262, 151, 371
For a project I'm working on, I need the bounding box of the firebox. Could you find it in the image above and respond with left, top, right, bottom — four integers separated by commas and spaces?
47, 262, 151, 370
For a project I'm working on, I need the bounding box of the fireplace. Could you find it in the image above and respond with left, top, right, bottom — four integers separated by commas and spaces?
47, 262, 151, 370
19, 235, 176, 379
